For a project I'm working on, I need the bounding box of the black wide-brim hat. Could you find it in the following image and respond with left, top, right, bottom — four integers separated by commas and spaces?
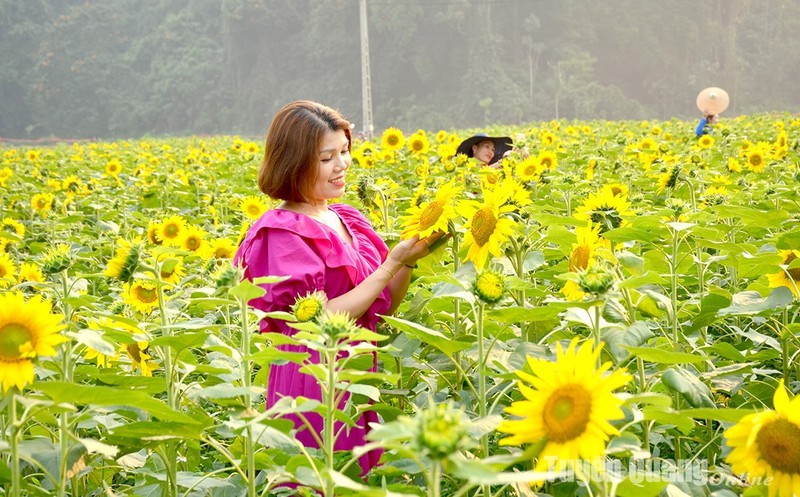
456, 133, 513, 164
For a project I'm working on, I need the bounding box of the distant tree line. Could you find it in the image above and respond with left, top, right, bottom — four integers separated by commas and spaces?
2, 0, 799, 139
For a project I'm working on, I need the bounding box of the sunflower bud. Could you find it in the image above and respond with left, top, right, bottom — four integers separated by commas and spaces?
317, 311, 359, 341
472, 269, 505, 305
291, 291, 327, 323
41, 244, 74, 274
212, 263, 244, 296
415, 401, 470, 461
577, 264, 616, 296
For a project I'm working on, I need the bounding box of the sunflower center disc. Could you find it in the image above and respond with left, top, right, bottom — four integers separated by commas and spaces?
471, 208, 497, 247
543, 383, 591, 443
756, 417, 800, 475
0, 323, 33, 359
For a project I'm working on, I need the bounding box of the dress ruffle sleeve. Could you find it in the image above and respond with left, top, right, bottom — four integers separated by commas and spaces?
234, 204, 391, 333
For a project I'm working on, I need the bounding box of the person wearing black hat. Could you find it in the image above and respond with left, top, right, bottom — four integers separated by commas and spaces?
456, 133, 513, 168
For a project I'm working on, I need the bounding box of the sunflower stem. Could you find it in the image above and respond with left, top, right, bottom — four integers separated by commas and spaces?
58, 270, 74, 497
428, 460, 441, 497
323, 347, 337, 497
475, 302, 491, 497
637, 357, 650, 452
9, 390, 21, 497
237, 294, 257, 497
669, 227, 680, 348
154, 270, 178, 497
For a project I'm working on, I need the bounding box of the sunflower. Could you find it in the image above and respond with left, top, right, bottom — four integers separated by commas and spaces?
638, 137, 658, 153
241, 195, 267, 220
104, 237, 143, 282
0, 166, 12, 187
435, 130, 448, 143
407, 133, 431, 156
699, 185, 728, 208
208, 238, 236, 260
26, 149, 41, 162
727, 157, 743, 173
2, 217, 25, 239
400, 180, 461, 240
573, 188, 633, 233
767, 250, 800, 298
498, 338, 632, 477
41, 244, 74, 275
516, 156, 543, 182
473, 269, 505, 304
158, 215, 188, 247
656, 164, 682, 193
150, 251, 186, 285
561, 223, 608, 301
724, 379, 800, 497
537, 150, 558, 171
540, 131, 556, 146
0, 292, 67, 391
0, 253, 17, 288
697, 134, 715, 149
17, 262, 45, 285
179, 225, 207, 255
502, 177, 533, 208
380, 127, 406, 152
602, 183, 629, 198
123, 280, 161, 314
456, 184, 518, 268
146, 220, 162, 245
105, 159, 122, 177
746, 149, 766, 173
31, 193, 55, 214
62, 174, 84, 194
292, 290, 327, 323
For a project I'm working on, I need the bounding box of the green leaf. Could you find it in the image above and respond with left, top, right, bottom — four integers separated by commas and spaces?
36, 382, 209, 425
625, 346, 705, 364
717, 287, 793, 315
661, 367, 715, 408
604, 322, 655, 363
615, 474, 669, 497
228, 278, 268, 301
109, 420, 207, 442
711, 205, 789, 227
486, 305, 562, 324
642, 406, 695, 434
380, 315, 471, 356
681, 408, 756, 423
618, 271, 667, 289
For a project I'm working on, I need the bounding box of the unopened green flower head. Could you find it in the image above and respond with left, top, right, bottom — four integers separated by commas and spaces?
292, 290, 327, 323
318, 311, 359, 340
577, 263, 616, 296
415, 401, 469, 460
41, 244, 74, 274
472, 268, 505, 305
212, 262, 243, 295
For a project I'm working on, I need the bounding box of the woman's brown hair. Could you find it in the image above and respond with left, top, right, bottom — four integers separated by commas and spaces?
258, 100, 352, 202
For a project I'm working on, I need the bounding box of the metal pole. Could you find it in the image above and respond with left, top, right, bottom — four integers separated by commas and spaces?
359, 0, 374, 140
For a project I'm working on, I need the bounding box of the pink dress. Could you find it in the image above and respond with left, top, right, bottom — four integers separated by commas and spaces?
234, 203, 389, 475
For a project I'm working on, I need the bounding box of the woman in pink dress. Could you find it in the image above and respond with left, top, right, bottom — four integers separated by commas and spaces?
234, 100, 441, 476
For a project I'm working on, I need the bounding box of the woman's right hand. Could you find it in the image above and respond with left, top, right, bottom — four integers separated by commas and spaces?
386, 232, 448, 268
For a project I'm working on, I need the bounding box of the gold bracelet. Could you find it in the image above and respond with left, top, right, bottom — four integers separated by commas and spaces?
377, 264, 395, 278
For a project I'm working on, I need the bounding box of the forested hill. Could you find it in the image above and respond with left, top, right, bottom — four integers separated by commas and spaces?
2, 0, 799, 140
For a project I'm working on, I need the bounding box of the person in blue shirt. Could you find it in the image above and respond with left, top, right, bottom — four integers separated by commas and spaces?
695, 113, 719, 137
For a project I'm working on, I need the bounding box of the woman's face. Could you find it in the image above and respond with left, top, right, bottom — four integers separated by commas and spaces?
309, 129, 350, 204
472, 139, 495, 164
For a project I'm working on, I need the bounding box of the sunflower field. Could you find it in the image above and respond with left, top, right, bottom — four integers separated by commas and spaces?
2, 114, 800, 497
